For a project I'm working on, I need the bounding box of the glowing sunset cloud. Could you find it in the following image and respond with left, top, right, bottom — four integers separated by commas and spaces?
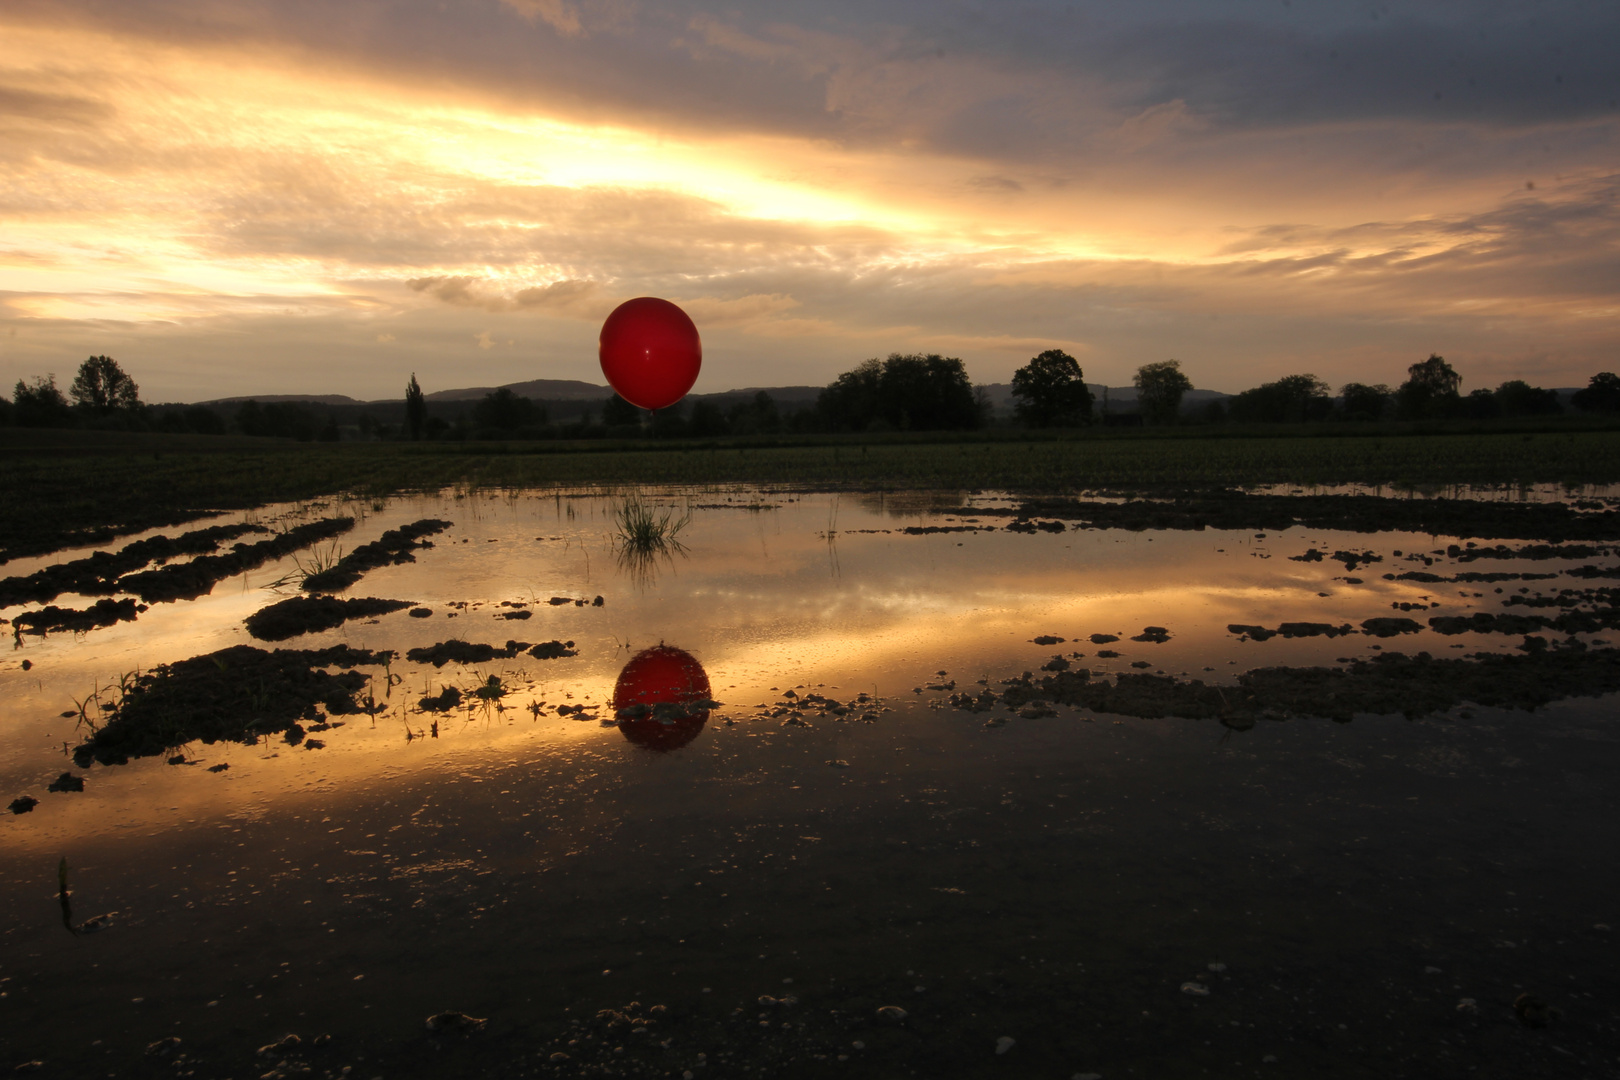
1, 2, 1616, 401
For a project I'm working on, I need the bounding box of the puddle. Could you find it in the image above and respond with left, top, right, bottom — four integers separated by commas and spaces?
1, 489, 1616, 1079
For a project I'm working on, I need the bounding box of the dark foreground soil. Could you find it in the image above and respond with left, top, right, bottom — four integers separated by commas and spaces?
244, 596, 416, 641
71, 644, 393, 766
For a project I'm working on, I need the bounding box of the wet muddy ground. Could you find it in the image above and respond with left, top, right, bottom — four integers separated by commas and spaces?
1, 487, 1617, 1079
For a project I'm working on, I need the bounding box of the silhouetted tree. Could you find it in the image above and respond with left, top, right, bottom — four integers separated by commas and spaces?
13, 375, 73, 428
727, 391, 781, 435
602, 394, 643, 428
0, 391, 12, 426
687, 399, 728, 437
650, 401, 688, 438
1339, 382, 1392, 421
1572, 372, 1620, 414
817, 360, 884, 431
70, 355, 140, 415
473, 387, 544, 431
1229, 374, 1331, 424
1133, 360, 1193, 425
1397, 354, 1462, 419
1494, 380, 1562, 418
1458, 388, 1501, 420
1011, 349, 1093, 427
236, 400, 320, 440
404, 374, 426, 440
817, 354, 979, 432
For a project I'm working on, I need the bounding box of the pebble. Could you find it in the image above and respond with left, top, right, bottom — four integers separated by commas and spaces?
1455, 998, 1478, 1014
1180, 982, 1210, 997
1207, 963, 1226, 972
995, 1036, 1015, 1055
876, 1006, 907, 1021
8, 796, 38, 815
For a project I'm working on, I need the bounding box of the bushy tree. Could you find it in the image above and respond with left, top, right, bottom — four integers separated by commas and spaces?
602, 394, 643, 428
70, 355, 140, 415
236, 400, 321, 440
1133, 360, 1193, 425
687, 399, 728, 437
1572, 372, 1620, 414
404, 374, 426, 440
1228, 374, 1331, 423
1339, 382, 1392, 421
1494, 379, 1562, 418
1397, 354, 1462, 419
727, 391, 781, 435
1458, 388, 1501, 420
473, 387, 544, 431
1011, 349, 1093, 427
13, 375, 73, 428
817, 354, 979, 432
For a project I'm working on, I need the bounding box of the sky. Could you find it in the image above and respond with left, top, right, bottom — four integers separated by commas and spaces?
1, 0, 1616, 403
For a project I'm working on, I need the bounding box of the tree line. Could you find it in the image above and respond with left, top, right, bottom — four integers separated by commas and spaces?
5, 352, 1618, 442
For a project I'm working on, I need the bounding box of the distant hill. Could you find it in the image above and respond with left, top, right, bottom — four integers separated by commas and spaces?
421, 378, 611, 403
196, 393, 365, 406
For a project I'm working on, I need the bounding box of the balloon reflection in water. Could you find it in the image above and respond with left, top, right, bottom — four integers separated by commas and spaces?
612, 646, 713, 751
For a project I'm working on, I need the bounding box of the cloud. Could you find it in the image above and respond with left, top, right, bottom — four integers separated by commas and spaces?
500, 0, 582, 38
474, 330, 495, 349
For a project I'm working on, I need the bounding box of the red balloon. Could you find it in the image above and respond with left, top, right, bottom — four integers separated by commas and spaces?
598, 297, 702, 411
612, 645, 712, 752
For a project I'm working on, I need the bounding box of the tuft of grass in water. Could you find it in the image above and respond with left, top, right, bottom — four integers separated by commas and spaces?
261, 541, 345, 591
612, 495, 691, 554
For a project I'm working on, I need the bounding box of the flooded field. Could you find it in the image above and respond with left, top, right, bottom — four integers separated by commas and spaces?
2, 488, 1618, 1080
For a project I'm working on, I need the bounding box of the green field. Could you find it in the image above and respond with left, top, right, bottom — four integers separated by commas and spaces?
3, 425, 1618, 561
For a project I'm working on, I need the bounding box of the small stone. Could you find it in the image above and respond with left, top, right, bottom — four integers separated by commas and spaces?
825, 759, 850, 768
1513, 992, 1552, 1027
425, 1012, 486, 1033
146, 1036, 182, 1056
1262, 1055, 1278, 1063
1455, 998, 1478, 1014
76, 912, 115, 934
995, 1036, 1015, 1055
8, 796, 38, 815
1180, 982, 1210, 997
47, 773, 85, 793
1207, 963, 1226, 973
13, 1062, 45, 1073
876, 1006, 907, 1021
304, 739, 325, 750
851, 1041, 865, 1050
549, 1052, 570, 1063
1423, 966, 1442, 974
207, 763, 230, 773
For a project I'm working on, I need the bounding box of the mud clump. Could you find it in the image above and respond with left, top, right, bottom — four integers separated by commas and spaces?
245, 596, 415, 641
1229, 622, 1354, 640
418, 686, 463, 712
405, 639, 532, 667
47, 772, 85, 792
12, 598, 146, 637
73, 643, 391, 767
1131, 626, 1171, 643
991, 647, 1620, 726
300, 519, 452, 593
1360, 617, 1424, 637
119, 517, 356, 603
1000, 492, 1620, 542
1089, 633, 1119, 644
0, 521, 267, 608
528, 640, 577, 660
